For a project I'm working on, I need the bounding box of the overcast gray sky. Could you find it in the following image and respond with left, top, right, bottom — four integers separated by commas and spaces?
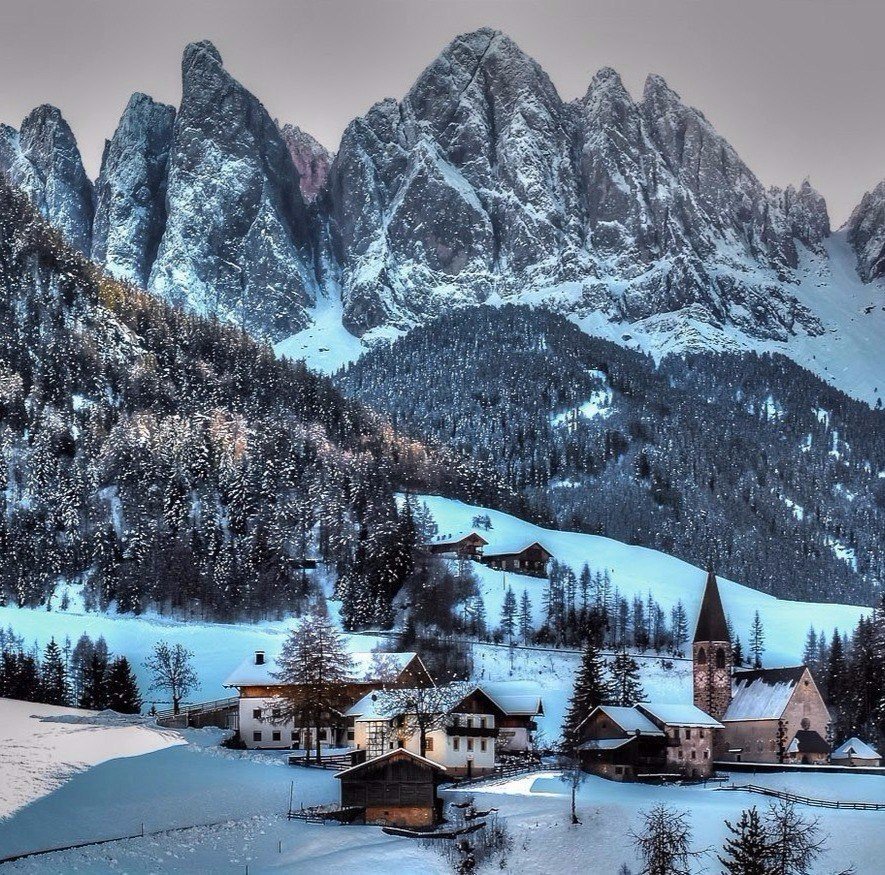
1, 0, 882, 225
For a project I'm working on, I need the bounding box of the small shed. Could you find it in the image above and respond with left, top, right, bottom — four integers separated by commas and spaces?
335, 748, 448, 828
830, 737, 881, 767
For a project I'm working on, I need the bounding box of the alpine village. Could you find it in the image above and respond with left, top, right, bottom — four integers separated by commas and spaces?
1, 6, 885, 874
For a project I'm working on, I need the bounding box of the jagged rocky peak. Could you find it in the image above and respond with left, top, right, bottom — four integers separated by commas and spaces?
0, 105, 93, 255
279, 123, 332, 202
847, 180, 885, 281
91, 93, 175, 286
148, 39, 318, 340
781, 179, 830, 251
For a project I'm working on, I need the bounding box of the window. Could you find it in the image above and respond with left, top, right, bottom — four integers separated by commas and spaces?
453, 737, 460, 751
703, 750, 709, 760
389, 742, 394, 750
697, 647, 707, 665
272, 731, 281, 742
425, 737, 434, 752
480, 717, 487, 729
673, 728, 680, 741
467, 716, 473, 728
319, 729, 328, 741
480, 739, 487, 752
452, 715, 461, 727
272, 708, 281, 719
252, 709, 262, 720
467, 739, 474, 752
253, 731, 262, 742
291, 731, 299, 742
716, 648, 726, 668
690, 750, 696, 760
347, 730, 355, 741
685, 728, 691, 739
678, 749, 683, 759
699, 729, 705, 739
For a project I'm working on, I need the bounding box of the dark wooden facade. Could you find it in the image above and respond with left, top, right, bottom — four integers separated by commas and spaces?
481, 542, 552, 577
577, 709, 666, 782
336, 749, 447, 828
426, 532, 488, 559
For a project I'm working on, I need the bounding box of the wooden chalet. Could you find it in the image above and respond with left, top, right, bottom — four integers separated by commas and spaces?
336, 748, 447, 828
576, 705, 666, 782
425, 531, 489, 559
480, 541, 552, 577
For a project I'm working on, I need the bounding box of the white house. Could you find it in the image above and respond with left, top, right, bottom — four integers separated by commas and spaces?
223, 648, 433, 750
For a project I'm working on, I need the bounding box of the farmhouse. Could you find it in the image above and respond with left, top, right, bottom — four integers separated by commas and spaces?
576, 703, 722, 781
830, 737, 881, 767
480, 540, 552, 577
336, 748, 447, 828
692, 570, 832, 765
347, 682, 544, 776
425, 531, 488, 559
224, 649, 433, 750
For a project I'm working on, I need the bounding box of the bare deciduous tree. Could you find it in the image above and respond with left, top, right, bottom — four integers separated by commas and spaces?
144, 641, 197, 715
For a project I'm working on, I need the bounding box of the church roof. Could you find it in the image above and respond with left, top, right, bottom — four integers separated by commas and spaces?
693, 569, 730, 643
723, 666, 807, 721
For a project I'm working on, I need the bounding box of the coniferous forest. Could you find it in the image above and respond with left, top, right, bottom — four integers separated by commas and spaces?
0, 179, 517, 623
338, 305, 885, 605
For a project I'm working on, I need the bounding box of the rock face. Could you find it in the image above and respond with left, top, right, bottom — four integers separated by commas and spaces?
326, 29, 831, 339
847, 180, 885, 281
91, 93, 175, 286
148, 41, 316, 339
279, 124, 332, 202
0, 106, 93, 254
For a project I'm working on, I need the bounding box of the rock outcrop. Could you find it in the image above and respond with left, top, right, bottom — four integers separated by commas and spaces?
279, 123, 332, 202
847, 180, 885, 281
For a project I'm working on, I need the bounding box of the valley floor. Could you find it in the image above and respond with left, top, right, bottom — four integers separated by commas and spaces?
0, 700, 881, 873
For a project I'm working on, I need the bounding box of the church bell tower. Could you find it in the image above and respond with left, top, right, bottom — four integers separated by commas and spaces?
692, 568, 733, 720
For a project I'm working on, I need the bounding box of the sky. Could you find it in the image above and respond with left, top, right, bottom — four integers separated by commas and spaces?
1, 0, 882, 226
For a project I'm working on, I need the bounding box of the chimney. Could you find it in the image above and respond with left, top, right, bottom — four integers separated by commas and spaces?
254, 650, 265, 666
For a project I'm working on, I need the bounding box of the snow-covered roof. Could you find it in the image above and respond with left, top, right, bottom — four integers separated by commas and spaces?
482, 540, 553, 558
427, 530, 489, 547
723, 666, 807, 721
637, 703, 724, 728
348, 683, 473, 720
480, 681, 544, 716
786, 730, 829, 755
223, 650, 419, 688
581, 705, 665, 736
831, 737, 880, 760
335, 747, 447, 778
577, 737, 635, 751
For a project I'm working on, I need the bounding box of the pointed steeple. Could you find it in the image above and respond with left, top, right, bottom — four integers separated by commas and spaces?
693, 568, 730, 643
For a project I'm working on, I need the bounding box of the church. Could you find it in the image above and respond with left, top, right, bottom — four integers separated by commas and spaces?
692, 570, 832, 765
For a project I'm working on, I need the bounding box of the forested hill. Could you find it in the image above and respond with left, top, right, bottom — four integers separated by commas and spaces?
337, 305, 885, 606
0, 179, 516, 622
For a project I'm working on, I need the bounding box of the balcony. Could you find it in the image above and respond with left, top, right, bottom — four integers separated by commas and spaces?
446, 725, 499, 738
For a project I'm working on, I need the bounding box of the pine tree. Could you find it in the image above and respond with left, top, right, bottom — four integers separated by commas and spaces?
519, 590, 533, 645
79, 649, 109, 710
562, 639, 610, 750
40, 637, 69, 705
500, 587, 517, 643
610, 647, 645, 707
105, 656, 142, 713
718, 807, 773, 875
750, 611, 766, 668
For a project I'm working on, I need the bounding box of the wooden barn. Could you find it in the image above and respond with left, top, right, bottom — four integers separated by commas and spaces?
335, 748, 447, 828
425, 531, 489, 559
481, 541, 552, 577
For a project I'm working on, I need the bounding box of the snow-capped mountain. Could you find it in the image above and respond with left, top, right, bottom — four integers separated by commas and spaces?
0, 29, 883, 401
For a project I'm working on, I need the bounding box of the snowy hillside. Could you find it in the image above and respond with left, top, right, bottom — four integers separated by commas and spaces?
418, 495, 870, 663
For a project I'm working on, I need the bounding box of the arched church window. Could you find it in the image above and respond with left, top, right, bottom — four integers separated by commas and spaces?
716, 648, 726, 668
697, 647, 707, 664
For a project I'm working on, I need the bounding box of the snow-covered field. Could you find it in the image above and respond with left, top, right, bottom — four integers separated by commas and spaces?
1, 699, 881, 873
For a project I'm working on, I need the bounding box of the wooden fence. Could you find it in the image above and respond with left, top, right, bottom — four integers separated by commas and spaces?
719, 784, 885, 811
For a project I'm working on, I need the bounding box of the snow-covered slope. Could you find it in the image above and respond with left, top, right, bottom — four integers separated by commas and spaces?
419, 495, 869, 663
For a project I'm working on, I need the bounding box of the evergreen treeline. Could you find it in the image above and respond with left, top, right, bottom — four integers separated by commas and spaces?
0, 627, 141, 712
0, 178, 517, 624
803, 596, 885, 748
338, 305, 884, 605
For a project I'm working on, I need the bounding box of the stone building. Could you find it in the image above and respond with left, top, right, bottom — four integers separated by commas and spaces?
692, 571, 832, 765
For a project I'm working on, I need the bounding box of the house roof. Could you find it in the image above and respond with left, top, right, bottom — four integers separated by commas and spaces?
426, 530, 489, 547
348, 682, 474, 721
786, 730, 830, 755
831, 737, 881, 759
723, 666, 807, 721
693, 569, 730, 643
483, 540, 553, 559
223, 650, 420, 688
335, 747, 447, 779
480, 681, 544, 716
579, 705, 666, 737
577, 737, 636, 752
637, 703, 724, 728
